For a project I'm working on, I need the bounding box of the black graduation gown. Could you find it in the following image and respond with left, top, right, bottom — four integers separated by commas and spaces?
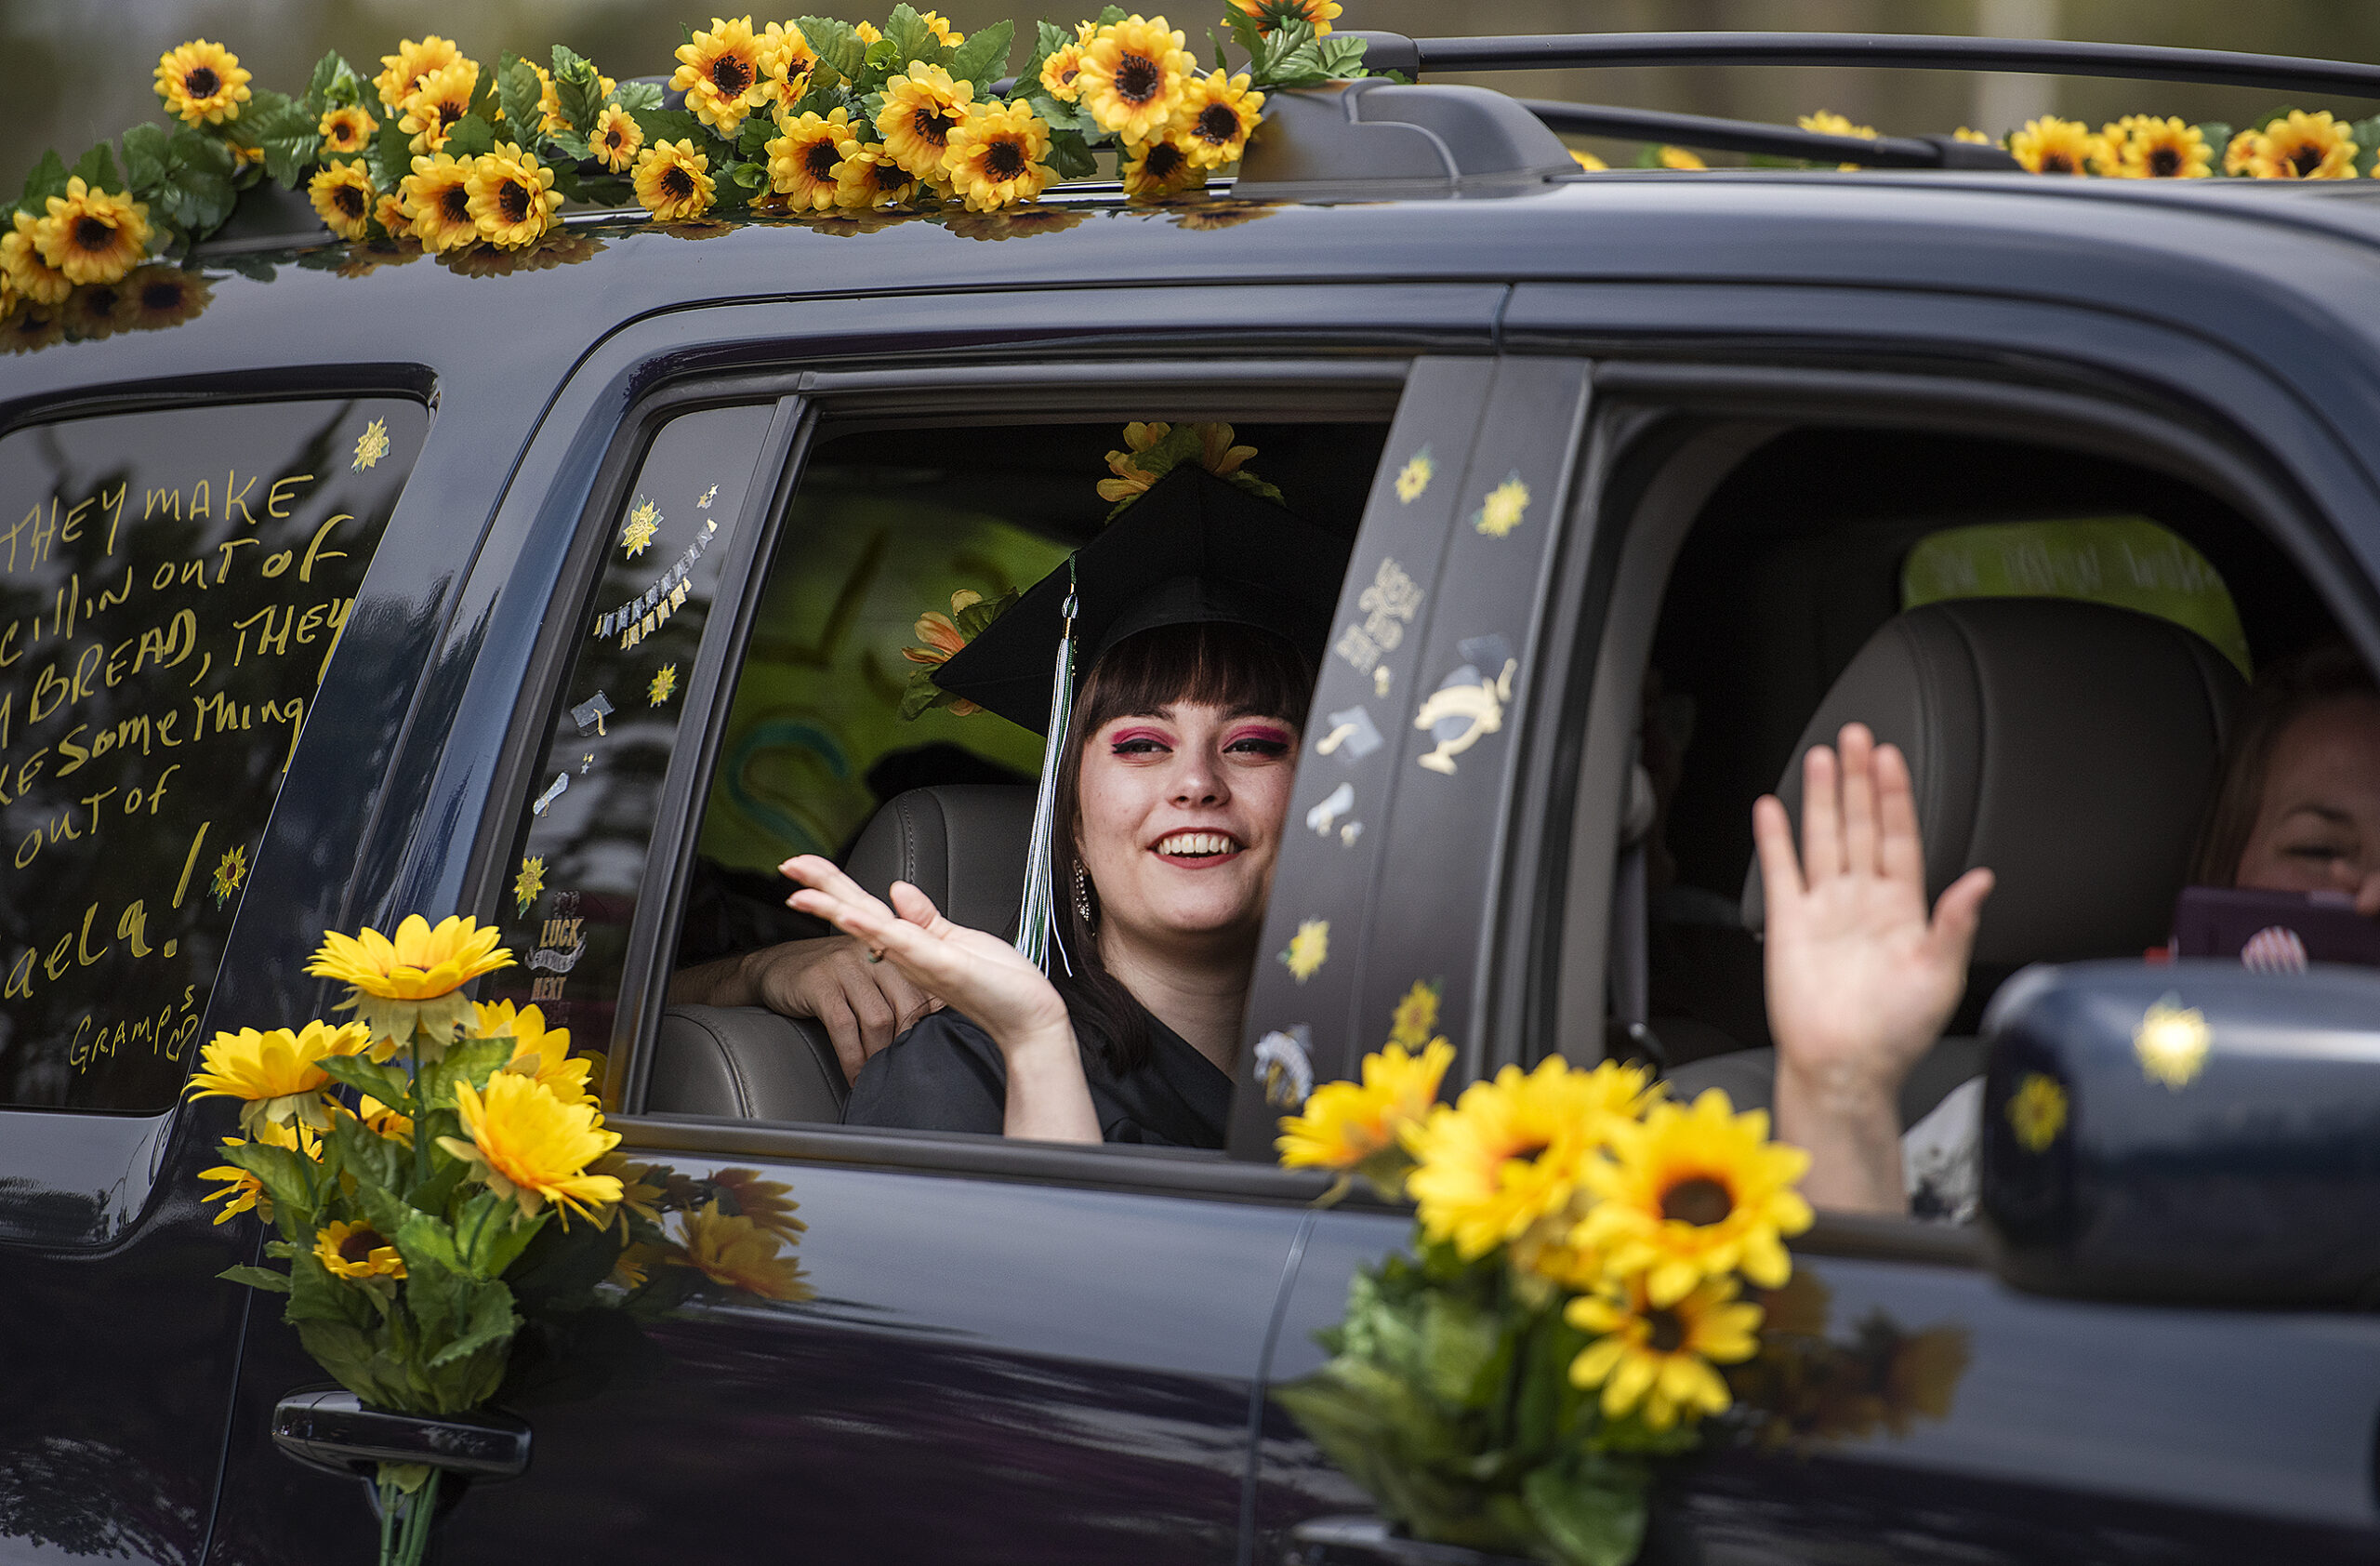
842, 1001, 1232, 1148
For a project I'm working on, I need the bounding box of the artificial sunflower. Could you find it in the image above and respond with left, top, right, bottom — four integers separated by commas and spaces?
1953, 126, 1993, 144
183, 1019, 375, 1132
1040, 29, 1092, 101
370, 191, 409, 237
307, 914, 511, 1002
34, 179, 150, 287
1276, 1037, 1453, 1194
1567, 1272, 1763, 1431
1172, 70, 1263, 168
759, 21, 819, 114
402, 153, 479, 251
1569, 149, 1607, 171
2110, 115, 2211, 179
2009, 115, 2099, 175
375, 34, 465, 110
767, 107, 853, 212
398, 60, 480, 155
831, 139, 919, 209
1095, 419, 1260, 505
590, 104, 644, 174
529, 63, 571, 135
2225, 126, 2259, 177
671, 1201, 813, 1300
318, 103, 378, 157
877, 62, 976, 181
123, 263, 210, 330
855, 20, 883, 44
1658, 145, 1706, 170
1402, 1056, 1653, 1260
1119, 135, 1202, 200
634, 139, 717, 222
307, 161, 376, 243
2248, 110, 2359, 179
1388, 979, 1441, 1048
673, 15, 771, 135
437, 1071, 624, 1224
3, 215, 74, 309
468, 142, 561, 249
475, 998, 598, 1107
945, 101, 1054, 212
1226, 0, 1342, 35
197, 1121, 320, 1225
355, 1093, 414, 1141
711, 1166, 806, 1242
314, 1219, 407, 1281
1578, 1087, 1814, 1307
920, 11, 966, 46
154, 39, 251, 126
1797, 109, 1878, 169
1078, 17, 1194, 145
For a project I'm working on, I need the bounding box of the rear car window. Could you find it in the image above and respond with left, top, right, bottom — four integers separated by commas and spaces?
0, 397, 424, 1110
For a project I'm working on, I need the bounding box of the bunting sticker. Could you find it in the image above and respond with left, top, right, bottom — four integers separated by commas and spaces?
593, 518, 719, 649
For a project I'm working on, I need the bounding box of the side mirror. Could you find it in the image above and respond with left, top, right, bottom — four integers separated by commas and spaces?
1979, 960, 2380, 1307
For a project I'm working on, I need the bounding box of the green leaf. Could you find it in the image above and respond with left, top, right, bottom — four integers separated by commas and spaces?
947, 20, 1014, 93
1418, 1289, 1503, 1409
293, 1319, 390, 1403
730, 159, 768, 189
234, 89, 317, 190
286, 1252, 375, 1329
737, 116, 777, 157
417, 1032, 514, 1111
630, 107, 707, 149
429, 1278, 519, 1367
305, 50, 362, 116
319, 1053, 411, 1110
551, 46, 606, 137
1046, 127, 1098, 181
951, 587, 1016, 639
863, 37, 905, 79
364, 114, 414, 192
456, 1188, 549, 1278
121, 125, 170, 194
218, 1263, 293, 1294
327, 1114, 408, 1194
1520, 1458, 1649, 1566
348, 1174, 417, 1246
497, 53, 546, 147
899, 672, 957, 721
883, 6, 947, 69
796, 17, 868, 82
1096, 6, 1129, 25
439, 113, 497, 161
1314, 35, 1369, 79
218, 1139, 321, 1227
18, 150, 69, 215
395, 1207, 468, 1281
468, 60, 501, 127
788, 64, 849, 120
71, 143, 124, 195
615, 80, 664, 113
549, 127, 593, 164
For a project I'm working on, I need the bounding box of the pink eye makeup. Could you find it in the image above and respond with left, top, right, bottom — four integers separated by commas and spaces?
1224, 723, 1295, 756
1107, 725, 1176, 753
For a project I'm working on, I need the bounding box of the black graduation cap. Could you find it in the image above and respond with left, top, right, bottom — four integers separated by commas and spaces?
933, 465, 1351, 733
930, 464, 1351, 971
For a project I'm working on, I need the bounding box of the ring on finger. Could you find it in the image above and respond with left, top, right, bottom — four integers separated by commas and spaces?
865, 947, 884, 964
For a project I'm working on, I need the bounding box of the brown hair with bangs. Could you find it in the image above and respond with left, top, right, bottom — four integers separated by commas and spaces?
1050, 620, 1317, 1072
2191, 640, 2380, 886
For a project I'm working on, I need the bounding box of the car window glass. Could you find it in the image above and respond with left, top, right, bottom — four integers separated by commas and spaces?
0, 397, 424, 1110
480, 403, 775, 1075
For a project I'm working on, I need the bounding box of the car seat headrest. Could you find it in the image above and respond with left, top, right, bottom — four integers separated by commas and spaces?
842, 784, 1038, 938
1741, 599, 2244, 966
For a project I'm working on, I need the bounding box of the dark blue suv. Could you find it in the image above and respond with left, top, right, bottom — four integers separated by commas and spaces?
10, 29, 2380, 1566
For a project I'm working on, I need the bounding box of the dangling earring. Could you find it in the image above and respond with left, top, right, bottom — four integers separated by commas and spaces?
1074, 859, 1096, 931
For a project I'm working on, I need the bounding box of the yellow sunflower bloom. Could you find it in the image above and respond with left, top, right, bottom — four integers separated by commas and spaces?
474, 999, 597, 1107
355, 1094, 414, 1141
197, 1121, 321, 1225
184, 1019, 375, 1132
306, 914, 512, 1002
767, 107, 853, 212
314, 1218, 407, 1281
2225, 126, 2259, 177
1120, 134, 1202, 200
877, 62, 977, 181
1040, 38, 1090, 101
1953, 126, 1993, 144
1, 214, 72, 309
2248, 110, 2359, 179
634, 139, 717, 221
670, 1201, 813, 1300
831, 138, 919, 210
468, 142, 561, 249
855, 21, 883, 45
673, 16, 771, 135
437, 1071, 623, 1224
1226, 0, 1342, 36
1276, 1037, 1452, 1177
590, 105, 644, 174
1171, 71, 1264, 169
1797, 109, 1878, 170
758, 21, 819, 114
1388, 980, 1441, 1049
1402, 1056, 1654, 1260
2110, 116, 2211, 179
307, 161, 376, 243
376, 35, 465, 110
1570, 149, 1608, 172
371, 191, 410, 238
35, 179, 151, 287
920, 11, 966, 46
1577, 1086, 1813, 1307
318, 104, 379, 156
401, 153, 479, 252
1078, 17, 1194, 145
711, 1166, 807, 1241
398, 60, 481, 156
1658, 145, 1706, 170
945, 101, 1053, 212
1567, 1272, 1762, 1432
2009, 116, 2100, 176
531, 63, 570, 134
154, 40, 252, 126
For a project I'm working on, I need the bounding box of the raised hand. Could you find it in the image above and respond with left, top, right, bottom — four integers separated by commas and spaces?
1753, 723, 1993, 1212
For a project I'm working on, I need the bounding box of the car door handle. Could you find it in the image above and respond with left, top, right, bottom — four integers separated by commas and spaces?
1287, 1515, 1527, 1566
271, 1389, 531, 1481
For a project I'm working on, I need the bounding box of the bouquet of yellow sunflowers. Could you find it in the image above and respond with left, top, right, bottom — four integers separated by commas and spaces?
1274, 982, 1814, 1566
192, 914, 810, 1566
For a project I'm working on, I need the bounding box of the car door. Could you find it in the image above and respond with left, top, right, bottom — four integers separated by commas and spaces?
0, 390, 429, 1564
1249, 324, 2380, 1560
200, 292, 1508, 1565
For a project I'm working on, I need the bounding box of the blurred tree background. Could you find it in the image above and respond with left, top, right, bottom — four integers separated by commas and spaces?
8, 0, 2378, 191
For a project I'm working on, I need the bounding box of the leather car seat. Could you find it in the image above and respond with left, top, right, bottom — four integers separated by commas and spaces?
646, 785, 1038, 1122
1672, 597, 2244, 1125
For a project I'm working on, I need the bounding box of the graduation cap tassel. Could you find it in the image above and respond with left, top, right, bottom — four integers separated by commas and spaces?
1015, 558, 1079, 976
